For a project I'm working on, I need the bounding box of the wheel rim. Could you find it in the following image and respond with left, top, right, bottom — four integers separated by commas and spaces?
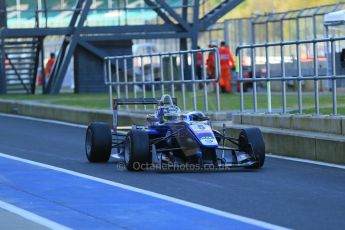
85, 128, 92, 157
124, 137, 131, 164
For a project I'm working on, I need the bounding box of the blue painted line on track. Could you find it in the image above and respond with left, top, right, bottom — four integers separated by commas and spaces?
0, 156, 263, 230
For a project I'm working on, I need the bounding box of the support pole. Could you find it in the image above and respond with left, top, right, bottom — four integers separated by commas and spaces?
0, 0, 6, 94
0, 31, 6, 94
191, 0, 200, 50
0, 0, 6, 28
47, 0, 92, 94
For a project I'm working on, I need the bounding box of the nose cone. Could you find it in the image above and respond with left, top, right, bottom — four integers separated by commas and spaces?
189, 124, 218, 148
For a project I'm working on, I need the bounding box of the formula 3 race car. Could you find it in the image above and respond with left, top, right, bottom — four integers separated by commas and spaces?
85, 95, 265, 171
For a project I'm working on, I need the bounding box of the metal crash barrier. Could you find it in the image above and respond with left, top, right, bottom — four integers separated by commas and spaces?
236, 36, 345, 115
104, 48, 221, 112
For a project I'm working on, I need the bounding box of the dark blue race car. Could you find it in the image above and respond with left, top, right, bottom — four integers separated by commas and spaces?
85, 95, 265, 171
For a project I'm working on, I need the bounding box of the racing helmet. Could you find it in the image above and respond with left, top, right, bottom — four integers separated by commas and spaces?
163, 105, 181, 121
188, 111, 209, 121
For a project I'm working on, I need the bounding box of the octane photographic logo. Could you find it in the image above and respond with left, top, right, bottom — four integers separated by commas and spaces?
200, 136, 217, 145
116, 162, 231, 171
190, 124, 212, 134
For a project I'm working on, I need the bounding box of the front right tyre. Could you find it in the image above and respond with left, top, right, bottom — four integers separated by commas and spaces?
124, 130, 151, 171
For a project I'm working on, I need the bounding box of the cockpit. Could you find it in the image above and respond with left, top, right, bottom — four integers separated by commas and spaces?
146, 95, 209, 124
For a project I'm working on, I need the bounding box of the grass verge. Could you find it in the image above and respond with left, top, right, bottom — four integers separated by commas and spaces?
1, 90, 344, 115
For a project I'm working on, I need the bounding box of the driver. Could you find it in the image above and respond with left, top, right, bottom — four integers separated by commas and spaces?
162, 105, 181, 122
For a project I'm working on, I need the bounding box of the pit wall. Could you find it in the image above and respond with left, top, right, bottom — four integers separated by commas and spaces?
232, 113, 345, 136
231, 113, 345, 165
0, 100, 146, 127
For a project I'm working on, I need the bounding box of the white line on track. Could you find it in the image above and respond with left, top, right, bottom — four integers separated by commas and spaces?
0, 200, 72, 230
1, 112, 344, 170
0, 113, 87, 128
0, 152, 287, 230
266, 154, 345, 170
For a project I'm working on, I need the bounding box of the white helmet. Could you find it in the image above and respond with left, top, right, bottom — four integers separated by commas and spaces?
163, 105, 181, 121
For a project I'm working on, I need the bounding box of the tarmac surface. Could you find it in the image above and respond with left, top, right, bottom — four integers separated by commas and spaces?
0, 113, 344, 229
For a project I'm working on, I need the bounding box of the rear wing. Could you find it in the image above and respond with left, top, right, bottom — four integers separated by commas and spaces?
112, 95, 177, 130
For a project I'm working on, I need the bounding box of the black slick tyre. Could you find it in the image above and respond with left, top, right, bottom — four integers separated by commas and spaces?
85, 122, 112, 162
239, 128, 265, 169
124, 130, 150, 171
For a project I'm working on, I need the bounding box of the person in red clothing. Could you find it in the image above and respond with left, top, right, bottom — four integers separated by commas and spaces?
206, 44, 216, 80
44, 52, 56, 82
206, 43, 217, 92
218, 41, 236, 93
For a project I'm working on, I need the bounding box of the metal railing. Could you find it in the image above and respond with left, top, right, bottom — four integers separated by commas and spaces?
236, 37, 345, 115
104, 48, 221, 112
201, 2, 345, 54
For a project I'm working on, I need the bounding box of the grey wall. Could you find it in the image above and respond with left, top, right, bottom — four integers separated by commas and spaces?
0, 0, 6, 28
74, 40, 132, 93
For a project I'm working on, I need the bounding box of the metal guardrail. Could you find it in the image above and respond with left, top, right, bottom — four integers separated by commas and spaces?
202, 2, 345, 54
104, 48, 221, 112
236, 36, 345, 115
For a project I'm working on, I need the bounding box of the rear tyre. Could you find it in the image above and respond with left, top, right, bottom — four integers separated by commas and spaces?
124, 130, 151, 171
238, 128, 265, 169
85, 122, 112, 163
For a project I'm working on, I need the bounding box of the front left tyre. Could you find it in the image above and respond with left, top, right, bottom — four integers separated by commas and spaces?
238, 127, 265, 169
85, 122, 112, 162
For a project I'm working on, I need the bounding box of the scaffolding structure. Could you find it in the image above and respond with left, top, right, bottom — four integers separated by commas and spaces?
0, 0, 243, 94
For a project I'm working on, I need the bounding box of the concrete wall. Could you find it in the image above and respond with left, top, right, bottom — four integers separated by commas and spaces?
74, 40, 133, 93
233, 113, 345, 135
225, 124, 345, 164
0, 100, 146, 127
231, 113, 345, 165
